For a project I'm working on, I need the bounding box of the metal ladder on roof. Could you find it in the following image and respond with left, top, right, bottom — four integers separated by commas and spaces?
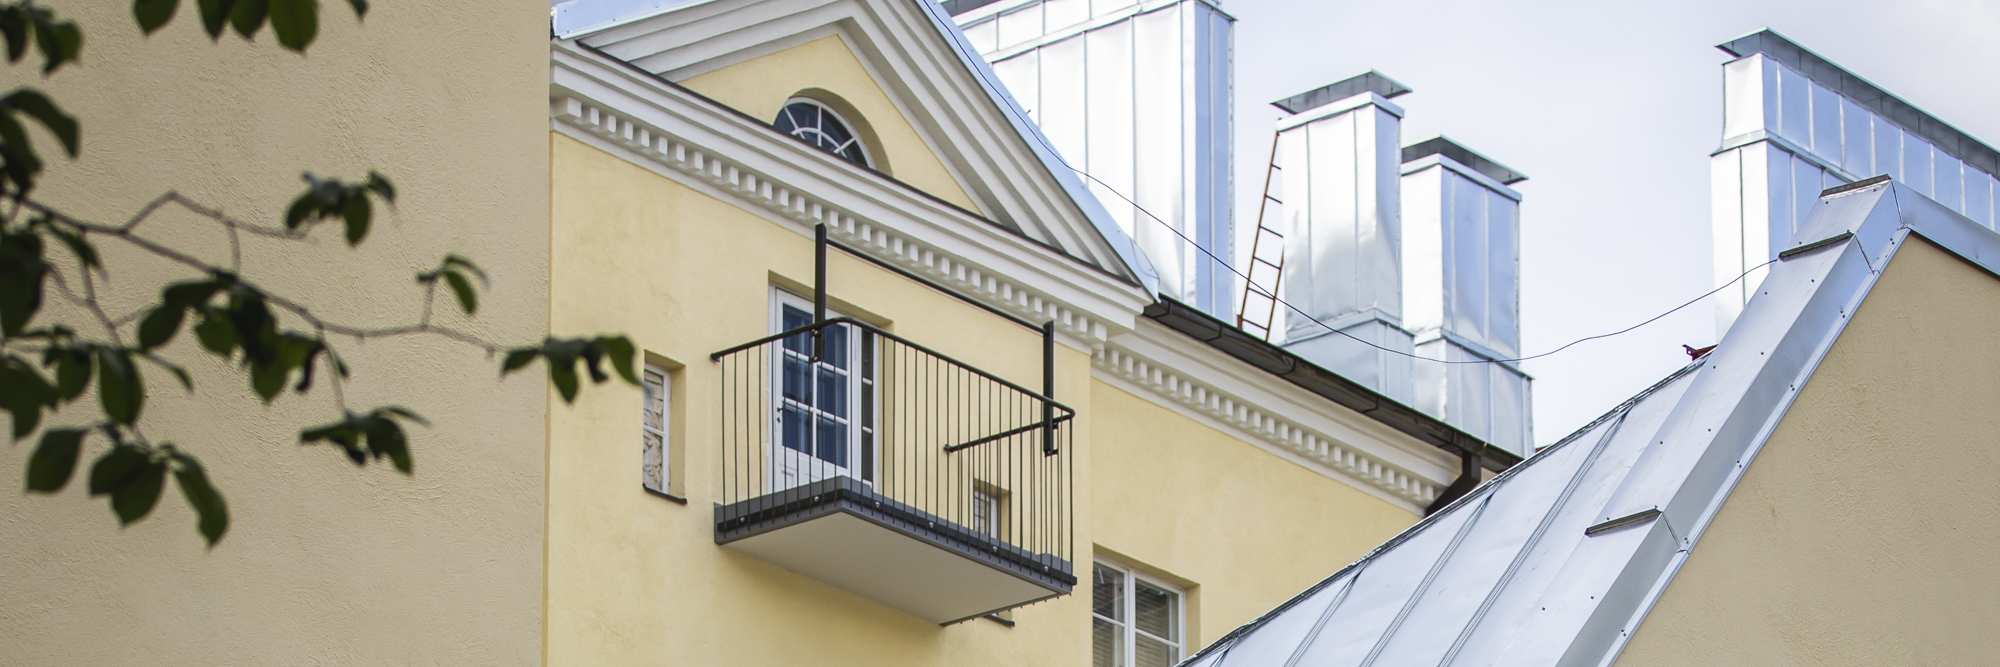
1235, 132, 1286, 341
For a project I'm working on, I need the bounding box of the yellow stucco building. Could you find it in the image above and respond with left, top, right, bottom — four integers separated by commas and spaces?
1, 1, 1511, 665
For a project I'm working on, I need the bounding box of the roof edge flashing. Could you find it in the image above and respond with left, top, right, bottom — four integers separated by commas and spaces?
1271, 70, 1412, 115
1401, 136, 1528, 185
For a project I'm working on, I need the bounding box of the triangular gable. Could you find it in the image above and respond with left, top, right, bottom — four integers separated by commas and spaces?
552, 0, 1158, 293
1176, 178, 2000, 667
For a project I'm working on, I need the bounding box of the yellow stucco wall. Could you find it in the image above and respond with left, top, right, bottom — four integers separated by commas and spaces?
678, 34, 984, 215
0, 2, 551, 665
1089, 383, 1420, 643
1618, 237, 2000, 666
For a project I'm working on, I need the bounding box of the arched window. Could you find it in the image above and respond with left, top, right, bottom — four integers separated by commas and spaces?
774, 98, 870, 168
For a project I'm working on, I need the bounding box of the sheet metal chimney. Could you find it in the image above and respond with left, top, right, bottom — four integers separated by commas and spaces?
1710, 29, 2000, 335
954, 0, 1236, 318
1272, 72, 1415, 403
1400, 137, 1532, 457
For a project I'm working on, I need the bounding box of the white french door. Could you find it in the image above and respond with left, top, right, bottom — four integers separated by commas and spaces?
770, 291, 874, 492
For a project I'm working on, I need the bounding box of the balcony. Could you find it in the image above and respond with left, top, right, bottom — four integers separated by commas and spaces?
711, 316, 1075, 625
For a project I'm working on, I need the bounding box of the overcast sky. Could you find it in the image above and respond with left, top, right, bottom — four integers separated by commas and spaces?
1227, 0, 2000, 445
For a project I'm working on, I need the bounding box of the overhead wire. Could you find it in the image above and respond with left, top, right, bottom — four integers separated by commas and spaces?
956, 43, 1765, 366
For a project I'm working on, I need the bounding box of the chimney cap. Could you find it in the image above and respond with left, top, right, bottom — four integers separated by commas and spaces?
1271, 71, 1412, 115
1402, 136, 1528, 185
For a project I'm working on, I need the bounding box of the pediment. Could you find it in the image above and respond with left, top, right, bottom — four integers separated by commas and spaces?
557, 0, 1155, 289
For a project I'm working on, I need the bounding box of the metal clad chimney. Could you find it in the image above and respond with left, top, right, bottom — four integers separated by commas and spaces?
1710, 29, 2000, 334
1273, 72, 1414, 403
955, 0, 1236, 317
1401, 137, 1532, 456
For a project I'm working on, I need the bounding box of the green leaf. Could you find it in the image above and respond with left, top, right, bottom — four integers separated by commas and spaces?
365, 416, 409, 473
30, 12, 81, 75
0, 354, 56, 440
228, 0, 267, 38
500, 348, 538, 376
169, 451, 228, 546
95, 348, 143, 425
192, 307, 237, 355
345, 0, 366, 19
283, 192, 313, 230
266, 0, 316, 52
134, 0, 181, 34
111, 459, 168, 525
600, 335, 639, 385
0, 111, 44, 195
88, 443, 151, 496
442, 270, 476, 315
137, 306, 186, 351
550, 362, 579, 403
25, 427, 85, 492
3, 89, 77, 158
0, 230, 49, 335
196, 0, 234, 39
365, 170, 393, 203
52, 347, 91, 401
340, 195, 369, 246
1, 8, 26, 64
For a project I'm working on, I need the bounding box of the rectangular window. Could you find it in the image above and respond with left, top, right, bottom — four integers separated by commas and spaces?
973, 488, 999, 537
1093, 560, 1183, 667
642, 364, 670, 495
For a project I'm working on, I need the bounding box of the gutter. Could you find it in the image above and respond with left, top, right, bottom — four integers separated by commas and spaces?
1141, 297, 1520, 484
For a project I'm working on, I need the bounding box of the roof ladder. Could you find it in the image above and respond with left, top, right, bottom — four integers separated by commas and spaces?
1235, 132, 1286, 341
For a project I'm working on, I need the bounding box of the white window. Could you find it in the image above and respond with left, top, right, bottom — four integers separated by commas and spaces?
773, 98, 871, 168
972, 488, 1000, 538
1093, 560, 1183, 667
642, 363, 670, 495
770, 290, 876, 490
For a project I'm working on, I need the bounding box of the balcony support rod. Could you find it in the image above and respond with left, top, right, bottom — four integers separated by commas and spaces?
813, 222, 827, 362
1043, 319, 1056, 456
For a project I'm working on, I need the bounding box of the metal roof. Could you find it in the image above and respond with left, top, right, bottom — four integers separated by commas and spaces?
1179, 176, 2000, 667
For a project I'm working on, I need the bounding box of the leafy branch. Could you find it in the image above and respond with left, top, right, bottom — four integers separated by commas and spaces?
0, 1, 639, 547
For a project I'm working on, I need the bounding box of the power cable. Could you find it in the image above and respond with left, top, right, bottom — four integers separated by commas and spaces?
958, 46, 1767, 366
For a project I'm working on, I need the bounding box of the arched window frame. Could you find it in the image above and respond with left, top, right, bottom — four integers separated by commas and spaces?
773, 97, 872, 169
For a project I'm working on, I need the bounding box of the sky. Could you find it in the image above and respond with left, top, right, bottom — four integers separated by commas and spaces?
1226, 0, 2000, 445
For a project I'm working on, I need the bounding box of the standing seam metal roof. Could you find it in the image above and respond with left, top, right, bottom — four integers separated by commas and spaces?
1180, 177, 2000, 667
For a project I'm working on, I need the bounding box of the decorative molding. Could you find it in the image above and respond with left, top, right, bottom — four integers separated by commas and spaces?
551, 92, 1115, 344
1092, 343, 1441, 506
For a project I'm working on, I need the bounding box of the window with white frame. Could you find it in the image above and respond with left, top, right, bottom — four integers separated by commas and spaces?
642, 363, 670, 495
1093, 560, 1184, 667
770, 290, 876, 489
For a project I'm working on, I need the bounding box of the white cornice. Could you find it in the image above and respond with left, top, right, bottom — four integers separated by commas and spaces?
1095, 320, 1458, 511
552, 43, 1150, 344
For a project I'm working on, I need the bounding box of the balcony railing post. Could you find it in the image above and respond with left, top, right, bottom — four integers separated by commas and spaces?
813, 222, 827, 362
1042, 319, 1055, 456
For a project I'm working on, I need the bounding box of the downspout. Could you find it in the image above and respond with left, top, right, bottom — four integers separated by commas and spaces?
1426, 443, 1485, 515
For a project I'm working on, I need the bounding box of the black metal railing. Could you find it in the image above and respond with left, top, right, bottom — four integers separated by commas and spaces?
712, 316, 1075, 581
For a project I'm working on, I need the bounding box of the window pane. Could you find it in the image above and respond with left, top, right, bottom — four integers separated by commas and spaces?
824, 323, 848, 368
780, 404, 811, 454
1093, 617, 1122, 667
643, 369, 666, 431
1093, 564, 1124, 620
815, 415, 847, 466
783, 356, 812, 403
815, 366, 846, 416
782, 306, 812, 353
1134, 580, 1178, 640
1135, 634, 1176, 667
